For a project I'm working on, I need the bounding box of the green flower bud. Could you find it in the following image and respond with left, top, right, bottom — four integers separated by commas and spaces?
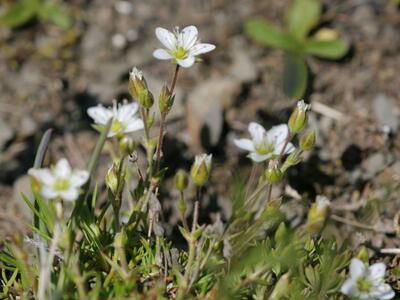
174, 169, 188, 191
288, 100, 310, 133
114, 228, 127, 249
282, 151, 302, 172
128, 67, 147, 99
300, 130, 316, 151
269, 273, 289, 300
190, 154, 212, 187
306, 196, 330, 234
274, 222, 288, 245
357, 246, 369, 263
159, 84, 175, 114
264, 162, 283, 184
105, 164, 119, 194
138, 88, 154, 109
119, 136, 135, 156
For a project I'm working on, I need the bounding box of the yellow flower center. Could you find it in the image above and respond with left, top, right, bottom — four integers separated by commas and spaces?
111, 119, 125, 134
172, 47, 187, 59
53, 178, 70, 192
357, 277, 372, 293
254, 142, 273, 155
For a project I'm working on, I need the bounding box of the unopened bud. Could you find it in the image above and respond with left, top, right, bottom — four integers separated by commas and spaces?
138, 88, 154, 109
174, 169, 188, 191
288, 100, 310, 133
264, 161, 283, 184
190, 154, 212, 187
159, 84, 175, 114
119, 136, 135, 156
282, 151, 302, 172
300, 130, 316, 151
269, 273, 289, 300
357, 246, 369, 263
128, 67, 147, 99
306, 195, 330, 234
105, 164, 119, 194
274, 222, 288, 244
114, 228, 127, 249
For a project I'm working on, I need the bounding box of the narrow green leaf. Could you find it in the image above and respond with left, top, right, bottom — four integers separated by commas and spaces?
282, 53, 308, 98
245, 18, 300, 52
287, 0, 321, 41
304, 38, 349, 59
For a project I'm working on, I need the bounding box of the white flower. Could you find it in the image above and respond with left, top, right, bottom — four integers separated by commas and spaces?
234, 122, 295, 163
194, 154, 212, 173
341, 258, 395, 300
190, 154, 212, 186
129, 67, 143, 81
87, 100, 144, 138
28, 159, 89, 202
153, 25, 215, 68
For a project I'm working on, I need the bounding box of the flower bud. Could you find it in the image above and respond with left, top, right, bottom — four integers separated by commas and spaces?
105, 164, 119, 194
274, 222, 288, 245
158, 84, 175, 114
174, 169, 188, 191
269, 273, 289, 300
119, 136, 135, 156
282, 151, 302, 172
264, 161, 283, 184
288, 100, 310, 133
357, 246, 369, 263
299, 130, 316, 151
190, 154, 212, 187
128, 67, 147, 99
114, 227, 127, 249
306, 195, 330, 234
138, 88, 154, 109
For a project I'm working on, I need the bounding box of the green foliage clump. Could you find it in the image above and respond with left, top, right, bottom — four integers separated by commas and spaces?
245, 0, 349, 98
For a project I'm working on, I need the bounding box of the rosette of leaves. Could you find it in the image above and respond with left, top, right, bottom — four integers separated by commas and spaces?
0, 0, 71, 30
245, 0, 349, 98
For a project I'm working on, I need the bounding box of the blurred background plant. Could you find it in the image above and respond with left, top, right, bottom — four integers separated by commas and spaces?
0, 0, 71, 30
246, 0, 349, 98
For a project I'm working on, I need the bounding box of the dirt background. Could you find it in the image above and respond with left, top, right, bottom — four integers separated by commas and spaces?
0, 0, 399, 253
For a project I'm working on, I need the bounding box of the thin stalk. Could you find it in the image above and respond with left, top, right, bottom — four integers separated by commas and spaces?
154, 65, 180, 172
179, 191, 189, 231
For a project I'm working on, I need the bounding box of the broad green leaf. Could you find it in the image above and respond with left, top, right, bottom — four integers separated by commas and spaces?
245, 18, 300, 53
38, 3, 72, 30
0, 0, 37, 27
287, 0, 321, 41
304, 39, 349, 59
282, 53, 308, 98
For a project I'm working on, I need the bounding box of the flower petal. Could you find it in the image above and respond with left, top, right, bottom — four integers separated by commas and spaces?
179, 25, 198, 49
372, 283, 395, 300
125, 119, 144, 133
234, 138, 255, 152
248, 122, 266, 145
177, 56, 195, 68
87, 105, 113, 125
274, 142, 295, 155
41, 185, 58, 200
340, 278, 359, 297
153, 49, 173, 60
368, 262, 386, 282
60, 188, 79, 202
248, 152, 272, 163
267, 124, 289, 146
117, 103, 139, 122
155, 27, 176, 50
349, 258, 366, 279
70, 170, 89, 187
54, 159, 72, 178
28, 168, 55, 185
189, 43, 216, 56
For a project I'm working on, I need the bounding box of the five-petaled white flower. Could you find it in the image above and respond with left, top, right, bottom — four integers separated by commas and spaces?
28, 158, 89, 202
87, 100, 144, 138
234, 122, 295, 162
341, 258, 395, 300
153, 25, 215, 68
